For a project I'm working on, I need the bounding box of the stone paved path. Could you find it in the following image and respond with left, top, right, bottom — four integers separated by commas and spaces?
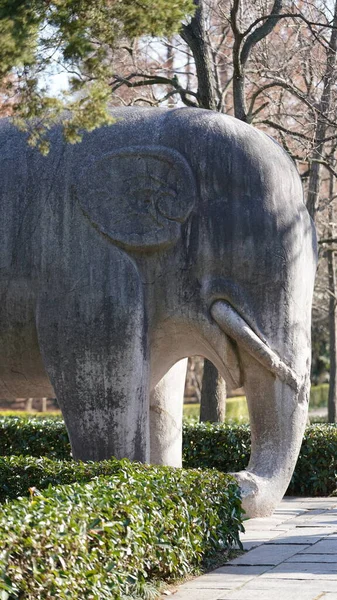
164, 497, 337, 600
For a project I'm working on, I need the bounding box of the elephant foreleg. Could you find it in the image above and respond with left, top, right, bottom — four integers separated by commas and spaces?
150, 358, 188, 467
36, 289, 150, 463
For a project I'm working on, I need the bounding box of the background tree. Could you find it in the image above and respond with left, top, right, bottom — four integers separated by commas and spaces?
0, 0, 195, 151
326, 168, 337, 421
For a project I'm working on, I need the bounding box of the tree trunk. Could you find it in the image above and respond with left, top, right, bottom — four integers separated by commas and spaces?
200, 359, 226, 422
181, 0, 218, 110
232, 64, 247, 122
306, 1, 337, 219
182, 0, 226, 421
328, 174, 337, 423
166, 41, 175, 108
327, 248, 337, 422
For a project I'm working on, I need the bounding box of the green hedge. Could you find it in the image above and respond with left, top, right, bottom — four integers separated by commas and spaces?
0, 455, 144, 503
0, 464, 243, 600
182, 422, 337, 496
183, 423, 250, 473
0, 417, 70, 460
0, 411, 61, 418
1, 417, 337, 497
287, 425, 337, 496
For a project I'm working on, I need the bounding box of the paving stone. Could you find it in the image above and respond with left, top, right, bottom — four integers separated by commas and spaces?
286, 553, 337, 563
241, 578, 337, 592
234, 539, 265, 551
294, 513, 337, 523
301, 516, 337, 527
238, 540, 264, 551
302, 539, 337, 553
283, 510, 331, 527
211, 565, 272, 576
217, 587, 321, 600
243, 517, 288, 530
260, 561, 337, 579
282, 500, 337, 510
272, 508, 308, 515
240, 529, 288, 542
167, 589, 227, 600
169, 499, 337, 600
274, 520, 337, 531
266, 527, 337, 545
244, 516, 286, 525
177, 565, 272, 590
303, 508, 332, 515
227, 544, 309, 566
291, 509, 329, 518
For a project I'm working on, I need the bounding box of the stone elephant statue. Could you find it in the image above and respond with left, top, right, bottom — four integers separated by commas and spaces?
0, 107, 317, 517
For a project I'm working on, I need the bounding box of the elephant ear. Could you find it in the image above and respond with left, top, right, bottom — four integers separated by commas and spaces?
74, 145, 197, 251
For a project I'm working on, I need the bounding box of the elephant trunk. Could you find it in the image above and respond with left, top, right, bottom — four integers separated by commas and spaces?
211, 299, 309, 518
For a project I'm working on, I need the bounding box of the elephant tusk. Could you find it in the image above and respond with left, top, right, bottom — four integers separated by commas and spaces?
210, 301, 301, 393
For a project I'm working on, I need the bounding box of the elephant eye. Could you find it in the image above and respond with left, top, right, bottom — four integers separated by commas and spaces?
126, 176, 179, 221
130, 187, 155, 206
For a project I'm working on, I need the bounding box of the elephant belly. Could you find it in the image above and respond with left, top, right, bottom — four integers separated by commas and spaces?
149, 317, 241, 391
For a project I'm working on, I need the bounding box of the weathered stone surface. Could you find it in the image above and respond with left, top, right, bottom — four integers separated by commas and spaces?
0, 107, 317, 517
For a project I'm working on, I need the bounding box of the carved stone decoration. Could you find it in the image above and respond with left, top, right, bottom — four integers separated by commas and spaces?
0, 107, 317, 518
74, 146, 197, 251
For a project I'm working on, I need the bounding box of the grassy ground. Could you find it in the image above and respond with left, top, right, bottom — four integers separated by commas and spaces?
183, 384, 329, 423
184, 396, 248, 422
0, 384, 329, 422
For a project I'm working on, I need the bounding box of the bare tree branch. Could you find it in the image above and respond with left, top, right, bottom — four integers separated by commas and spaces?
260, 119, 315, 141
110, 71, 199, 107
240, 0, 283, 65
242, 13, 337, 40
319, 238, 337, 244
